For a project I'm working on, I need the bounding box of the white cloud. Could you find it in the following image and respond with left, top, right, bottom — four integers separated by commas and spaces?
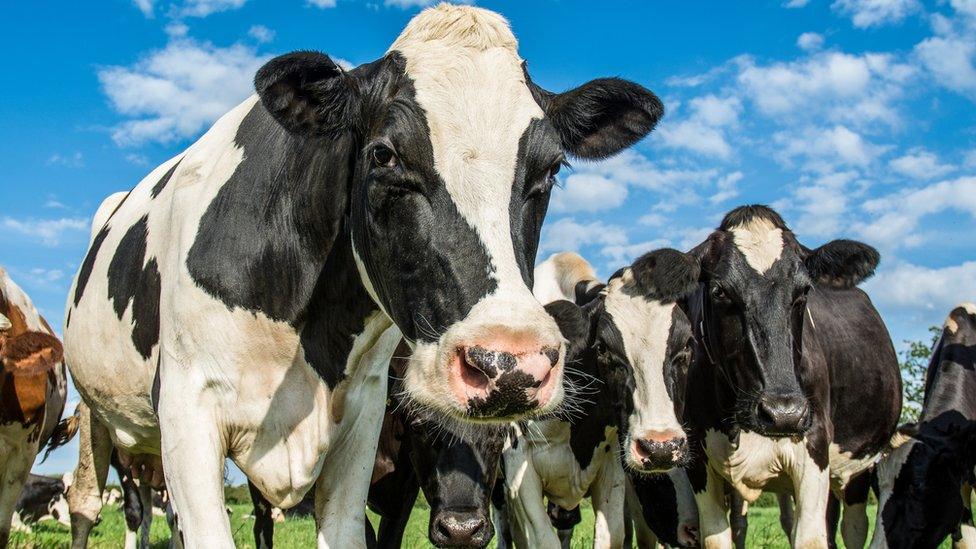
99, 36, 270, 146
854, 176, 976, 249
125, 153, 151, 166
889, 148, 955, 179
306, 0, 338, 7
638, 213, 667, 227
655, 95, 740, 159
539, 218, 628, 255
789, 170, 860, 237
775, 125, 889, 169
785, 0, 811, 7
384, 0, 472, 8
864, 260, 976, 314
736, 51, 912, 128
1, 217, 89, 246
550, 173, 628, 213
133, 0, 155, 17
179, 0, 247, 17
47, 152, 84, 167
28, 268, 65, 285
797, 32, 825, 52
601, 239, 672, 266
710, 171, 744, 204
914, 34, 976, 99
248, 25, 274, 43
832, 0, 921, 28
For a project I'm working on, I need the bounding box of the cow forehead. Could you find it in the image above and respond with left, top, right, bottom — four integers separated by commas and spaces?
729, 217, 784, 275
604, 274, 675, 364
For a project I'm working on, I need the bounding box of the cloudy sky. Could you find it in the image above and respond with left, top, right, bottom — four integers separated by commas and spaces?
3, 0, 976, 475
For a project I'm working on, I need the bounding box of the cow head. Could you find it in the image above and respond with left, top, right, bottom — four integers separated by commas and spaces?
253, 5, 662, 422
590, 250, 699, 473
689, 205, 879, 437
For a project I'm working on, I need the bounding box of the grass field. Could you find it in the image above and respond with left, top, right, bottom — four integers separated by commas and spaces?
10, 497, 956, 549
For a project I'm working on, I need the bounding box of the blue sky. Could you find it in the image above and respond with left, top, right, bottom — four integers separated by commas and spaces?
3, 0, 975, 476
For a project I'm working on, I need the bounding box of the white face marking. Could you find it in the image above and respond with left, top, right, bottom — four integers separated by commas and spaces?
730, 217, 784, 275
603, 273, 685, 446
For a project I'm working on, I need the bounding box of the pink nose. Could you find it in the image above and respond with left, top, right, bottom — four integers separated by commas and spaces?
448, 337, 561, 418
630, 430, 688, 471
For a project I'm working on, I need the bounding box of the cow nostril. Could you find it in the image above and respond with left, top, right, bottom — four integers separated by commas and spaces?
433, 514, 486, 543
757, 393, 810, 433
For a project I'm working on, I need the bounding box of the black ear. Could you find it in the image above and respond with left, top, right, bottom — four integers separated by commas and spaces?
804, 239, 879, 288
255, 51, 357, 137
630, 248, 700, 302
538, 78, 663, 159
544, 300, 588, 360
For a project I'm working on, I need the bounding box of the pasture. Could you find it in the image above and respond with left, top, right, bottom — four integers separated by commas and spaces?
8, 494, 967, 548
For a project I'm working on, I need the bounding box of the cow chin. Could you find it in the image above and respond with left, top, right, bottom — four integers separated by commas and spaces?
402, 340, 565, 424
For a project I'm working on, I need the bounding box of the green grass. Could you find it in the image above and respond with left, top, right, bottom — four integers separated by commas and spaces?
6, 499, 962, 548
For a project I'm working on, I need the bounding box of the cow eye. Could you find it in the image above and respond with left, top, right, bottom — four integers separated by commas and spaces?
370, 143, 398, 169
710, 285, 729, 302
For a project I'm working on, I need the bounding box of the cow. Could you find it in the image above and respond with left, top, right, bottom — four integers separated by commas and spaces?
13, 474, 71, 530
871, 303, 976, 549
62, 5, 663, 547
0, 266, 73, 547
669, 204, 901, 549
502, 250, 700, 548
249, 341, 509, 549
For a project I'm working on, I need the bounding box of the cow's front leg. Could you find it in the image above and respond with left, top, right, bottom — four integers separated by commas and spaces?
840, 472, 870, 549
502, 442, 559, 548
590, 460, 626, 548
158, 363, 233, 549
696, 465, 733, 549
68, 401, 113, 549
314, 323, 399, 549
790, 451, 830, 549
0, 448, 33, 547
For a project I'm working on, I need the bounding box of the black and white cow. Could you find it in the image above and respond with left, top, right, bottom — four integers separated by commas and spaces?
0, 267, 73, 547
13, 474, 71, 531
871, 303, 976, 549
674, 204, 901, 549
502, 251, 699, 548
63, 5, 663, 547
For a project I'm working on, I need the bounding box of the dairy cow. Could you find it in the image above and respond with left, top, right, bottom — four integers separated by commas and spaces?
62, 5, 662, 547
0, 267, 72, 547
677, 205, 901, 549
871, 304, 976, 549
502, 251, 700, 548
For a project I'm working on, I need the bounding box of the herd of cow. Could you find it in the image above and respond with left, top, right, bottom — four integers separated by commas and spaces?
1, 4, 974, 549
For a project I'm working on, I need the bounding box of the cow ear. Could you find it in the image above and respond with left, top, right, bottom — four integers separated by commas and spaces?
538, 78, 663, 159
630, 249, 700, 302
544, 300, 588, 360
1, 331, 63, 376
889, 424, 917, 450
804, 239, 879, 288
255, 51, 358, 137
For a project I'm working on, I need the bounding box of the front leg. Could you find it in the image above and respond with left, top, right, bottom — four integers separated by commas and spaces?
502, 439, 560, 549
314, 323, 399, 549
696, 464, 733, 549
840, 472, 870, 549
590, 460, 626, 549
790, 449, 830, 549
0, 449, 33, 548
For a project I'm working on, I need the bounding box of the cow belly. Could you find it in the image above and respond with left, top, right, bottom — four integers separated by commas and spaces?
524, 420, 614, 508
705, 429, 811, 502
828, 443, 878, 490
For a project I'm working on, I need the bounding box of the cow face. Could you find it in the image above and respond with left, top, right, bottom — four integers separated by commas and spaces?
254, 5, 662, 421
406, 421, 506, 548
590, 250, 699, 473
689, 205, 879, 437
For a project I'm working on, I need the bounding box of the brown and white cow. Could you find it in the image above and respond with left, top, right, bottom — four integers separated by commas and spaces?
0, 266, 71, 547
63, 5, 662, 548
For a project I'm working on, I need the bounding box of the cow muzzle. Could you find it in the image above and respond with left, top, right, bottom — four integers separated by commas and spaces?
429, 510, 493, 548
449, 336, 561, 419
753, 391, 811, 437
628, 429, 689, 472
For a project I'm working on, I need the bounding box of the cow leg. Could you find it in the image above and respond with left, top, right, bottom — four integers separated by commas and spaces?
491, 480, 513, 549
625, 481, 658, 549
728, 491, 748, 549
590, 460, 626, 549
68, 402, 113, 549
158, 369, 233, 549
779, 492, 795, 538
502, 448, 558, 549
119, 466, 143, 549
840, 473, 870, 549
790, 457, 830, 549
0, 449, 33, 548
696, 466, 732, 549
248, 481, 274, 549
137, 482, 153, 549
825, 493, 840, 549
955, 481, 975, 549
375, 476, 417, 549
313, 324, 398, 549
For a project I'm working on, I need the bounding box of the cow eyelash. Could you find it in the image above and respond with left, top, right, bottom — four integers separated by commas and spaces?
368, 142, 399, 169
527, 159, 569, 199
